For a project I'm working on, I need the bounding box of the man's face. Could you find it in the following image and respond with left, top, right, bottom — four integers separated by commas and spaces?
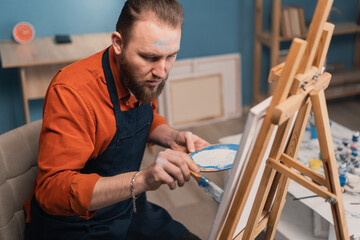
118, 19, 181, 103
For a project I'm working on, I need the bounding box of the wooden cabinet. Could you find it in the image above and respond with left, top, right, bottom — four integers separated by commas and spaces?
158, 53, 242, 129
0, 33, 112, 123
252, 0, 360, 103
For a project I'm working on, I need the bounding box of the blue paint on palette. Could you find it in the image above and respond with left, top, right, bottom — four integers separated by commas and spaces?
189, 144, 238, 171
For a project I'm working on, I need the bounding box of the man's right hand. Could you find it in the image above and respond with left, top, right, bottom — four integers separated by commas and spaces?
90, 149, 199, 211
141, 149, 200, 191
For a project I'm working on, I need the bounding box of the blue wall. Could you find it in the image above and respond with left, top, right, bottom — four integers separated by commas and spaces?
0, 0, 358, 133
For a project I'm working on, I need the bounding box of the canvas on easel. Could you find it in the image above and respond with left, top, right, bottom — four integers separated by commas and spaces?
208, 96, 298, 240
209, 95, 299, 239
208, 96, 274, 239
209, 0, 350, 239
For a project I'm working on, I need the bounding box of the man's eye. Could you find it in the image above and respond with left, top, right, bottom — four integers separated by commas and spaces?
143, 56, 158, 62
167, 54, 177, 60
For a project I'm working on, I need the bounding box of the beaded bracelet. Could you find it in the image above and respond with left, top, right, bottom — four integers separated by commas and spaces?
130, 171, 142, 213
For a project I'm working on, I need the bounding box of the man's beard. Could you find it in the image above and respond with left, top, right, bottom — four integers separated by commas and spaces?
119, 54, 167, 103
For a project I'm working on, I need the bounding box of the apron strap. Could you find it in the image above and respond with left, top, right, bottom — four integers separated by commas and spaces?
102, 47, 122, 138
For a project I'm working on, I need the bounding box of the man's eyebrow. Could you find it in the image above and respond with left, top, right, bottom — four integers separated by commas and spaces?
139, 50, 179, 57
169, 50, 180, 55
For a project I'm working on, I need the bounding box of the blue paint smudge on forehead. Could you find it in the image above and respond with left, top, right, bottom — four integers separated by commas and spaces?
153, 38, 174, 50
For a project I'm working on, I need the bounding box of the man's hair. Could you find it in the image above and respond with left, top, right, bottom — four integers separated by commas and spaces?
116, 0, 184, 44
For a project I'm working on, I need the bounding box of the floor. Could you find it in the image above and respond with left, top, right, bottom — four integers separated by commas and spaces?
140, 95, 360, 240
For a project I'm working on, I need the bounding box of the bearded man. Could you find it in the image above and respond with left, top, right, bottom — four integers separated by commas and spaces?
24, 0, 208, 239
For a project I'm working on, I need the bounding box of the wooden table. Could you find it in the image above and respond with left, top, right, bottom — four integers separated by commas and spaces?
219, 121, 360, 239
0, 32, 112, 123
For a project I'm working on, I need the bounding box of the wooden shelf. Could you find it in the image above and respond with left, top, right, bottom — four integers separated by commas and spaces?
325, 83, 360, 99
333, 21, 360, 35
252, 0, 360, 104
326, 69, 360, 99
257, 31, 307, 46
258, 21, 360, 48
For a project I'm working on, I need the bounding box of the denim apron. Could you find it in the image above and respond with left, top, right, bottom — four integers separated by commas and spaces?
28, 48, 188, 240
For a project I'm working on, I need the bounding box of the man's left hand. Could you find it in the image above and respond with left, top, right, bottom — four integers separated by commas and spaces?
149, 124, 210, 153
170, 131, 210, 153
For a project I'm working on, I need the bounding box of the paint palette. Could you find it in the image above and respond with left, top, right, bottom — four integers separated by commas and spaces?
190, 144, 238, 171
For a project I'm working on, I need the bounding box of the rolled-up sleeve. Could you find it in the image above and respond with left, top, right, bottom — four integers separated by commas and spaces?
35, 82, 100, 219
149, 99, 169, 136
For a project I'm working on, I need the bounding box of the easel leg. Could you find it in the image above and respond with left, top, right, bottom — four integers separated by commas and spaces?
243, 166, 277, 239
264, 175, 290, 240
311, 90, 349, 239
264, 100, 313, 239
243, 117, 295, 239
263, 172, 281, 213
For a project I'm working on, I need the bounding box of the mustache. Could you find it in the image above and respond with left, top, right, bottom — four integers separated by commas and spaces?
147, 74, 169, 82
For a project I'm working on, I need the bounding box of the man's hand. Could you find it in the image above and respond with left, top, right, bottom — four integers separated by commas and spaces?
146, 124, 210, 190
170, 130, 209, 153
90, 126, 210, 210
141, 149, 200, 191
149, 124, 210, 153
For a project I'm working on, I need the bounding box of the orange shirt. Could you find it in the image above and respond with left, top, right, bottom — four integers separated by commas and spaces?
25, 46, 168, 221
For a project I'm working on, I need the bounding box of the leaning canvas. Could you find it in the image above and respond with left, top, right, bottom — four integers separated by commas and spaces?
208, 96, 277, 239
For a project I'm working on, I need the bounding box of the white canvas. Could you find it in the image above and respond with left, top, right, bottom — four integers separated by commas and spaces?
208, 96, 278, 239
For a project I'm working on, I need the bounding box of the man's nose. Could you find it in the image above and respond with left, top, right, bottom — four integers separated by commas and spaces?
152, 59, 167, 79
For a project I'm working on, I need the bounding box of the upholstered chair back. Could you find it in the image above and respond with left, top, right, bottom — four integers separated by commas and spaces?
0, 120, 41, 240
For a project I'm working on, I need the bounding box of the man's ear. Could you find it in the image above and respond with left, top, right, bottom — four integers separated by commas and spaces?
111, 31, 123, 55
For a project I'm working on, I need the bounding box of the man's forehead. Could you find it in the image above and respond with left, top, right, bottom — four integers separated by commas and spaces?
152, 38, 180, 51
130, 19, 181, 50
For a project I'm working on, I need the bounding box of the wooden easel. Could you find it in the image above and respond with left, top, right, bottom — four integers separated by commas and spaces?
217, 0, 350, 239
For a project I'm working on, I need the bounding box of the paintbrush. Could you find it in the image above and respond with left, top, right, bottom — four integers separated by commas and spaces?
190, 170, 223, 203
